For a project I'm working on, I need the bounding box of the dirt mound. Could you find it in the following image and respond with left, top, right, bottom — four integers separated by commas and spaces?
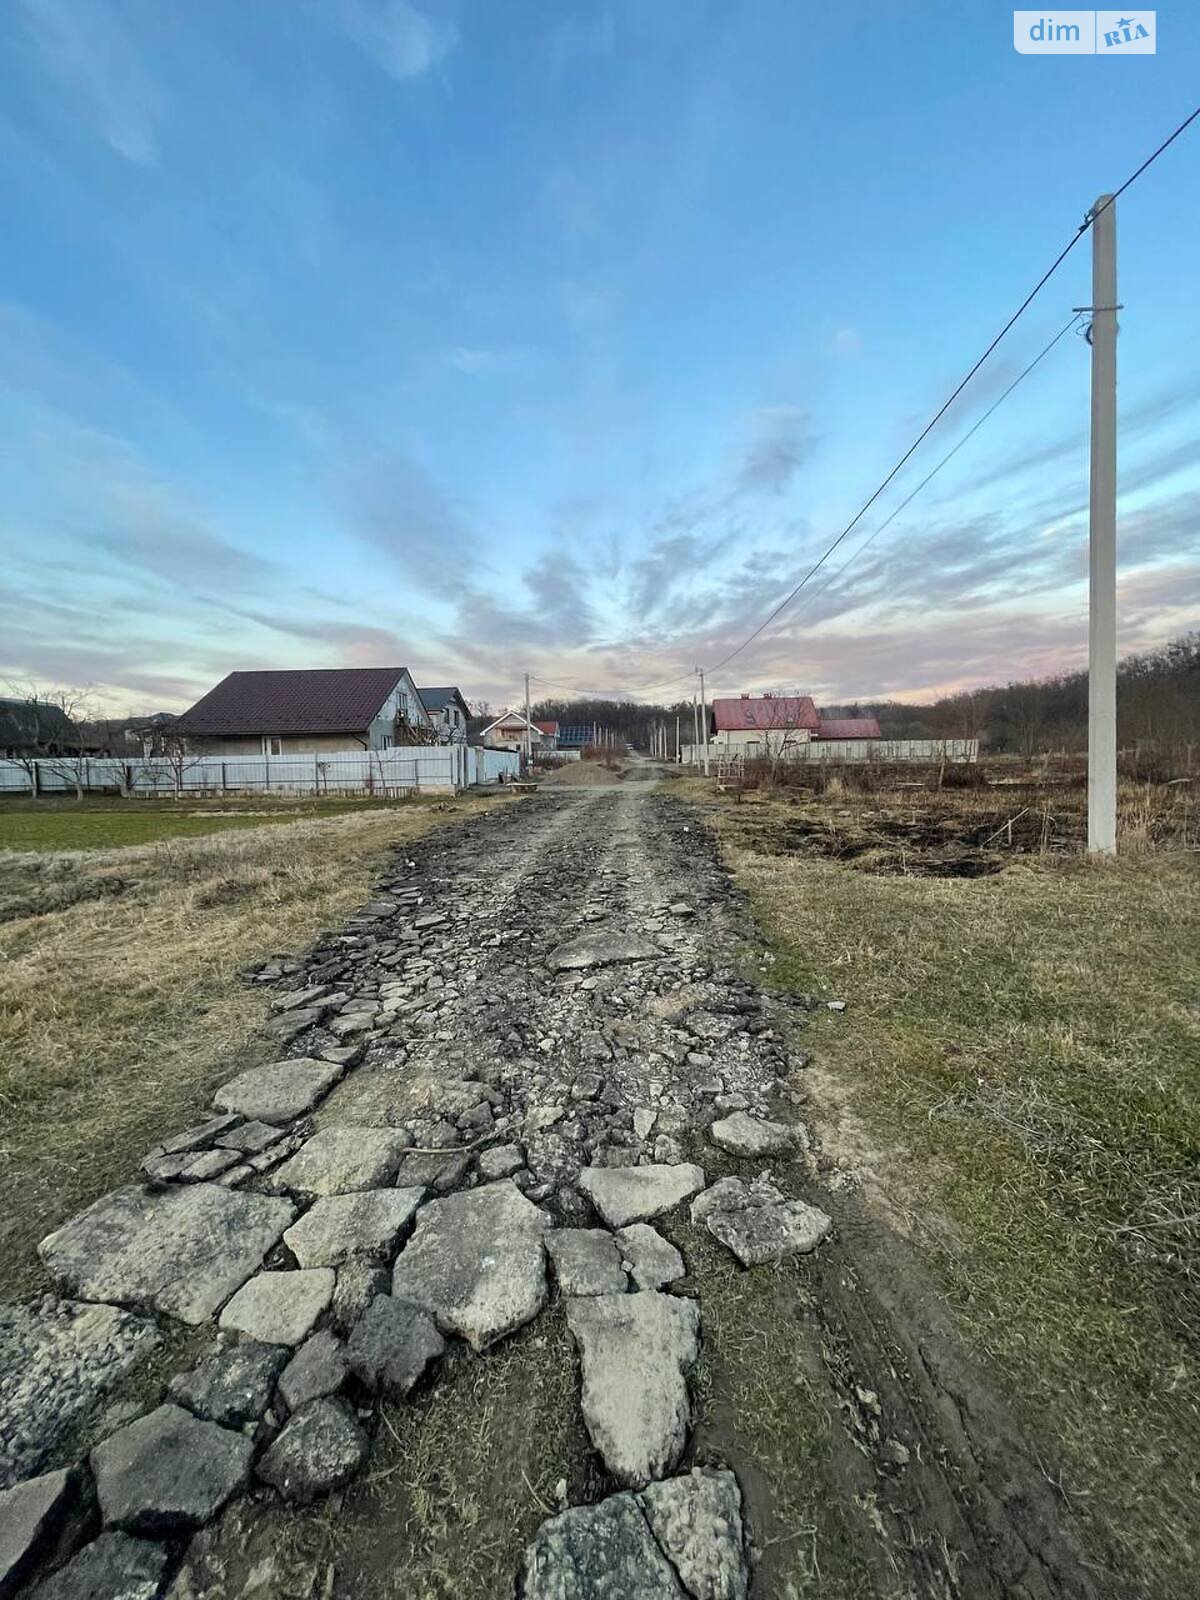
537, 760, 627, 787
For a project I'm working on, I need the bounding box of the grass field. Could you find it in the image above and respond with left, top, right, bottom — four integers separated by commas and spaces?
0, 792, 511, 1301
0, 794, 419, 851
694, 779, 1200, 1595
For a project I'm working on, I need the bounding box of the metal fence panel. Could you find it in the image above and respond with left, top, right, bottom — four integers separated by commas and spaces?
0, 745, 507, 797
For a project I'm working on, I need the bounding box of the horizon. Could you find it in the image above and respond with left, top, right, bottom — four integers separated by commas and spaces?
2, 2, 1198, 716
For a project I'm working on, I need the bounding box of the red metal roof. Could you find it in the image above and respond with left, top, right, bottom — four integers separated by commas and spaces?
533, 720, 559, 736
175, 668, 409, 736
817, 717, 882, 740
711, 695, 820, 732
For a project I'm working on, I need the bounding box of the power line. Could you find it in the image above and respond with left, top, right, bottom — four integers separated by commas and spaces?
703, 101, 1200, 678
700, 311, 1083, 688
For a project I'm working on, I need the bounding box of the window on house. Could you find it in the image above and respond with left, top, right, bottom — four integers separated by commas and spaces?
379, 735, 392, 750
263, 736, 283, 756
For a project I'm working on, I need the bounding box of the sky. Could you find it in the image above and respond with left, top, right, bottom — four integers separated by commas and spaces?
1, 0, 1198, 716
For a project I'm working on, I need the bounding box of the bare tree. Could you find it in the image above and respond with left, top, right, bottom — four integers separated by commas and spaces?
4, 682, 96, 799
152, 734, 208, 797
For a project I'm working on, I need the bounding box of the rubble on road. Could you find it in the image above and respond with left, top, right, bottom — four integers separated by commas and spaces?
519, 1467, 748, 1600
691, 1174, 832, 1266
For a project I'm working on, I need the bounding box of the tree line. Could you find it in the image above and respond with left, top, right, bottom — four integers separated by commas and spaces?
509, 632, 1198, 763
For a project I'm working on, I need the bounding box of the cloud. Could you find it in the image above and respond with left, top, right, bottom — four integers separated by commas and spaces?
832, 328, 861, 354
446, 345, 531, 376
350, 449, 478, 597
734, 405, 815, 496
20, 0, 162, 163
333, 0, 459, 81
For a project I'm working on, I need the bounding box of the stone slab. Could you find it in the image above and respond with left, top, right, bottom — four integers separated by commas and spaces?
578, 1164, 706, 1229
255, 1398, 367, 1504
391, 1180, 551, 1351
690, 1176, 831, 1266
519, 1469, 748, 1599
168, 1341, 286, 1429
33, 1532, 168, 1600
270, 1128, 411, 1197
0, 1468, 79, 1599
212, 1057, 345, 1125
549, 932, 664, 972
90, 1404, 252, 1536
641, 1468, 749, 1599
278, 1331, 348, 1412
565, 1291, 700, 1487
283, 1188, 425, 1268
519, 1491, 684, 1599
218, 1270, 334, 1346
546, 1230, 627, 1297
38, 1184, 294, 1326
346, 1296, 444, 1397
614, 1224, 685, 1291
708, 1112, 792, 1158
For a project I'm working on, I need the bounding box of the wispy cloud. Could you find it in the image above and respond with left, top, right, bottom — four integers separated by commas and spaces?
332, 0, 459, 81
446, 345, 530, 376
20, 0, 162, 164
734, 404, 815, 496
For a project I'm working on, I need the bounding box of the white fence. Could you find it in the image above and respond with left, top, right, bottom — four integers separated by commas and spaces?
0, 745, 520, 797
681, 738, 979, 767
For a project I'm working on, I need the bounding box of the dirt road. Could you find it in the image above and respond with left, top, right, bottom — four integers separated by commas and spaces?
2, 774, 1123, 1598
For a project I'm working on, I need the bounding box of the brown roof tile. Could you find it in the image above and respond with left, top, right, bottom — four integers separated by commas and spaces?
175, 668, 409, 736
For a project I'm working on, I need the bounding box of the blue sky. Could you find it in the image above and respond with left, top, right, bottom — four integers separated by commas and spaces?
1, 0, 1197, 714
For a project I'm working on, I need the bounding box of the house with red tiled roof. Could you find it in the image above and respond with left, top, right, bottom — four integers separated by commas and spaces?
709, 693, 820, 756
174, 667, 433, 755
708, 694, 881, 755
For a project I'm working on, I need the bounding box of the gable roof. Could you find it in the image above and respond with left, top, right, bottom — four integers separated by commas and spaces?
817, 716, 882, 739
533, 720, 559, 736
711, 695, 821, 733
417, 686, 470, 718
0, 697, 77, 750
479, 708, 537, 735
175, 668, 409, 736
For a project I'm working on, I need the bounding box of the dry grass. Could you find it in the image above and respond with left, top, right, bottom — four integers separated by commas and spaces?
263, 1313, 590, 1600
695, 782, 1200, 1595
0, 796, 510, 1300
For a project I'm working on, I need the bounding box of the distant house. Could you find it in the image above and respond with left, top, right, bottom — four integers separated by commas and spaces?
709, 694, 821, 755
174, 667, 432, 755
0, 697, 78, 758
815, 716, 882, 740
709, 694, 882, 753
478, 709, 558, 754
75, 712, 178, 758
417, 687, 470, 745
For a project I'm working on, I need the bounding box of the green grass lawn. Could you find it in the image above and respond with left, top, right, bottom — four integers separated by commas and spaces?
0, 796, 425, 851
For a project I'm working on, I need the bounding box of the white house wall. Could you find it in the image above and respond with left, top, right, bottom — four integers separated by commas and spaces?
366, 670, 430, 750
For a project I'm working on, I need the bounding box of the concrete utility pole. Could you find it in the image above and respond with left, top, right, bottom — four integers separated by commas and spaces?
697, 668, 710, 776
1086, 194, 1118, 855
675, 714, 680, 763
523, 673, 532, 768
692, 696, 699, 765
